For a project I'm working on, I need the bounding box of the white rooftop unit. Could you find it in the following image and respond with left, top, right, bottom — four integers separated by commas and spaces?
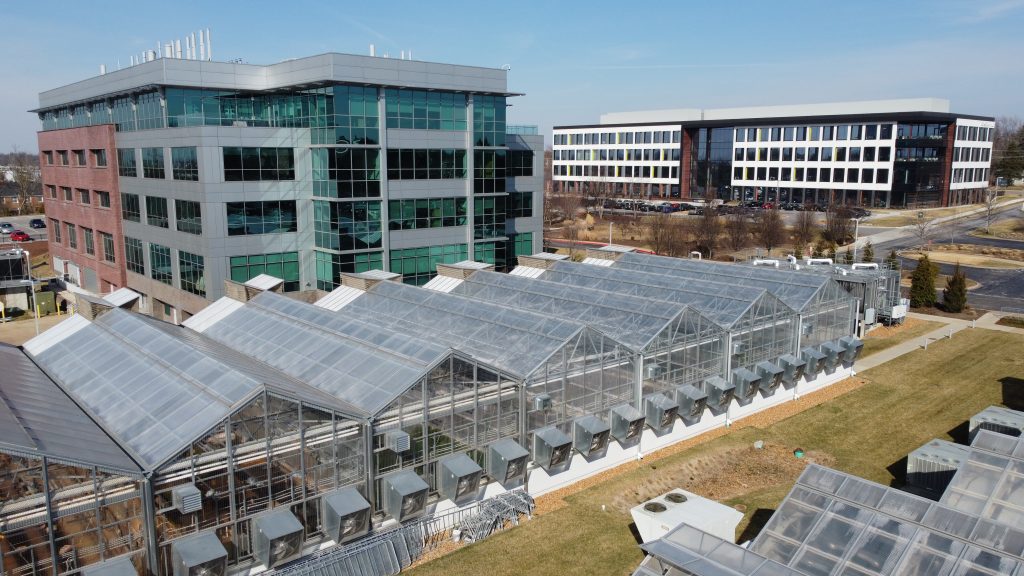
906, 438, 971, 493
630, 489, 744, 544
969, 406, 1024, 442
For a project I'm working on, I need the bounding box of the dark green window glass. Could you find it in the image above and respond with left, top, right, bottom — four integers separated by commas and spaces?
473, 196, 506, 239
311, 148, 381, 198
175, 200, 202, 235
230, 252, 301, 291
384, 89, 467, 131
385, 149, 467, 180
387, 196, 467, 230
223, 147, 294, 181
226, 201, 297, 236
117, 148, 137, 177
473, 95, 506, 147
125, 237, 144, 275
473, 150, 506, 194
314, 250, 382, 290
509, 150, 534, 176
508, 192, 533, 218
146, 196, 169, 228
171, 147, 198, 181
150, 244, 172, 285
313, 200, 382, 251
388, 244, 468, 286
178, 251, 206, 296
121, 193, 141, 222
141, 148, 165, 179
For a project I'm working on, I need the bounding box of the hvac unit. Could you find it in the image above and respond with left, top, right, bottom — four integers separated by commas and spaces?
488, 438, 530, 487
731, 368, 762, 405
675, 384, 708, 424
643, 393, 679, 435
385, 430, 411, 452
383, 470, 429, 523
731, 341, 747, 356
820, 341, 844, 373
703, 376, 735, 414
574, 415, 611, 459
864, 307, 876, 325
969, 406, 1024, 442
756, 361, 785, 397
322, 487, 371, 544
82, 557, 137, 576
629, 489, 745, 543
839, 335, 864, 364
172, 484, 203, 514
532, 393, 552, 411
533, 426, 573, 473
644, 363, 664, 380
252, 508, 304, 569
171, 531, 228, 576
906, 439, 970, 493
777, 354, 807, 389
802, 346, 827, 376
609, 404, 646, 445
437, 453, 483, 504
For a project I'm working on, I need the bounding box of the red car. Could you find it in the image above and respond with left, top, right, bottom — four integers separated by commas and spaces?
10, 230, 31, 242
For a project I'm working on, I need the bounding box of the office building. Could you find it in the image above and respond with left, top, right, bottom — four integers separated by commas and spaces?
553, 98, 993, 209
35, 51, 542, 320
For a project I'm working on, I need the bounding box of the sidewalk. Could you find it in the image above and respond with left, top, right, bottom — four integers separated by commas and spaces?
851, 198, 1024, 250
973, 311, 1024, 336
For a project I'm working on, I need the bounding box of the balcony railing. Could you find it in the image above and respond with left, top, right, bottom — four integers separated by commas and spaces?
506, 124, 538, 135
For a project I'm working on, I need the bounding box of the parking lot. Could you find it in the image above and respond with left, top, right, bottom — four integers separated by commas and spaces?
0, 213, 47, 243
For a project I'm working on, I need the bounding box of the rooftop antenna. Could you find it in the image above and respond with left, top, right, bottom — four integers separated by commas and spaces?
198, 29, 205, 60
205, 28, 211, 60
369, 43, 375, 57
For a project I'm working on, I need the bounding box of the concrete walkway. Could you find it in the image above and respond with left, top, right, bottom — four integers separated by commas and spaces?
973, 311, 1024, 336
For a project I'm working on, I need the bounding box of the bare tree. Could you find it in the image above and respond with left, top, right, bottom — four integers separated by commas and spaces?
754, 206, 784, 254
648, 212, 692, 257
823, 205, 854, 245
9, 146, 39, 215
911, 215, 936, 247
793, 209, 818, 248
983, 188, 1000, 233
724, 211, 750, 252
694, 192, 721, 258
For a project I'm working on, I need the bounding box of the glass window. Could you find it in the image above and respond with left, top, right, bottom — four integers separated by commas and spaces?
125, 237, 144, 274
141, 147, 165, 179
836, 147, 847, 162
91, 149, 107, 167
232, 252, 302, 291
850, 147, 861, 162
865, 125, 878, 140
880, 124, 893, 139
834, 168, 846, 182
146, 196, 169, 228
512, 232, 534, 259
783, 148, 793, 161
122, 193, 141, 222
509, 150, 534, 177
864, 147, 875, 162
175, 200, 202, 235
389, 244, 468, 286
388, 197, 468, 230
474, 195, 507, 239
735, 148, 744, 161
223, 147, 295, 181
862, 168, 874, 183
51, 219, 61, 243
384, 88, 463, 132
62, 186, 72, 201
314, 251, 378, 291
171, 147, 199, 181
58, 150, 69, 165
820, 168, 831, 182
46, 185, 56, 198
178, 251, 205, 296
81, 227, 94, 255
384, 149, 467, 180
877, 168, 889, 183
313, 200, 381, 250
312, 147, 381, 198
78, 189, 90, 204
747, 128, 757, 141
226, 201, 297, 236
806, 167, 817, 182
44, 151, 53, 164
73, 150, 86, 166
770, 127, 781, 141
473, 149, 507, 194
851, 125, 863, 140
879, 147, 891, 162
796, 127, 807, 141
822, 126, 835, 140
746, 148, 756, 161
473, 95, 507, 147
96, 191, 110, 208
770, 148, 780, 161
837, 125, 849, 140
796, 147, 806, 161
100, 232, 115, 263
66, 223, 77, 249
117, 148, 136, 177
783, 127, 794, 141
735, 128, 745, 142
810, 126, 821, 140
135, 92, 165, 130
149, 244, 172, 284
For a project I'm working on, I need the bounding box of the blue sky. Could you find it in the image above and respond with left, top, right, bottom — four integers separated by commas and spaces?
3, 0, 1023, 151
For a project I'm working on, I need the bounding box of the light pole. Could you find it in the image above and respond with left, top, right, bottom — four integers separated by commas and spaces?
22, 249, 39, 336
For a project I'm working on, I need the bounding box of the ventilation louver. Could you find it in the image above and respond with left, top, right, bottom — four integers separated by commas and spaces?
383, 470, 429, 523
574, 415, 611, 459
533, 426, 573, 473
732, 368, 762, 405
438, 453, 483, 504
820, 341, 844, 373
756, 361, 785, 397
644, 393, 679, 435
645, 363, 664, 380
801, 346, 827, 376
969, 406, 1024, 442
532, 393, 552, 411
778, 354, 807, 388
703, 376, 735, 413
675, 384, 708, 424
609, 404, 645, 445
839, 335, 864, 364
322, 487, 371, 544
488, 438, 530, 487
172, 484, 203, 514
171, 531, 228, 576
385, 430, 411, 453
252, 508, 304, 569
81, 557, 137, 576
906, 439, 970, 493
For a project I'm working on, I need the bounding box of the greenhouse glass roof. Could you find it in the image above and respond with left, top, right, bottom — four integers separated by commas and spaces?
0, 344, 139, 473
523, 260, 791, 329
610, 252, 850, 314
940, 429, 1024, 531
445, 270, 721, 351
636, 524, 802, 576
320, 280, 600, 379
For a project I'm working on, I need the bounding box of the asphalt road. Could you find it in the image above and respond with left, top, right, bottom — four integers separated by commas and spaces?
0, 213, 47, 242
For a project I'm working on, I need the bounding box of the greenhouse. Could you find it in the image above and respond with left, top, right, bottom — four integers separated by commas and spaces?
596, 250, 859, 349
424, 265, 729, 418
787, 261, 906, 327
313, 278, 638, 474
511, 258, 808, 400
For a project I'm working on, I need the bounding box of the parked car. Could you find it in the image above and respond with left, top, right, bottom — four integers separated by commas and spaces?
29, 218, 46, 229
10, 230, 31, 242
0, 223, 13, 234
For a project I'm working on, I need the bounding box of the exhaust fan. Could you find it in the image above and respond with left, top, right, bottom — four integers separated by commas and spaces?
732, 368, 762, 405
171, 531, 228, 576
172, 484, 203, 514
801, 346, 827, 376
322, 487, 371, 544
488, 438, 530, 487
609, 404, 645, 445
252, 508, 304, 569
385, 429, 411, 452
643, 393, 679, 435
703, 376, 735, 414
533, 426, 573, 473
778, 354, 807, 388
820, 341, 844, 373
756, 361, 785, 397
82, 557, 137, 576
839, 335, 864, 364
574, 415, 611, 459
532, 393, 552, 411
437, 453, 483, 504
675, 384, 708, 424
383, 470, 429, 523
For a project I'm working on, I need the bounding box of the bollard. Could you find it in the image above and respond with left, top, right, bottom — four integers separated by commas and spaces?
949, 328, 953, 339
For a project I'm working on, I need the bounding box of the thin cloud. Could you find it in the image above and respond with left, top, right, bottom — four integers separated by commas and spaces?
576, 62, 780, 71
961, 0, 1024, 22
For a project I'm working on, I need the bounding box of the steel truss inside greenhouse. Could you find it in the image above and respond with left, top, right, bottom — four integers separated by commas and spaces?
1, 254, 865, 576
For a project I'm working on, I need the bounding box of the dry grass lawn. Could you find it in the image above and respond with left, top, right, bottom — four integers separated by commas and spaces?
971, 217, 1024, 241
406, 329, 1024, 576
860, 318, 945, 357
902, 249, 1024, 269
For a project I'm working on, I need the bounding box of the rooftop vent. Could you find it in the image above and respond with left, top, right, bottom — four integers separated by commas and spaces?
252, 508, 304, 569
609, 404, 645, 445
703, 376, 735, 414
574, 415, 611, 460
778, 354, 807, 388
644, 393, 679, 435
386, 430, 411, 453
436, 261, 493, 279
172, 531, 228, 576
437, 453, 483, 504
340, 270, 402, 290
533, 393, 552, 411
675, 384, 708, 424
322, 487, 371, 544
383, 470, 429, 523
516, 254, 567, 269
533, 426, 573, 473
488, 438, 530, 487
172, 484, 203, 514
